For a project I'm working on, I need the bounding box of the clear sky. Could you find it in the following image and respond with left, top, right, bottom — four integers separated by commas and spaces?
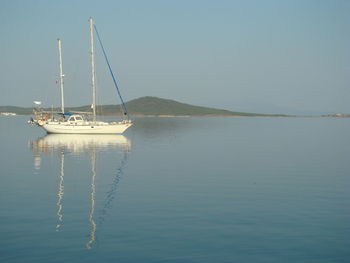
1, 0, 349, 114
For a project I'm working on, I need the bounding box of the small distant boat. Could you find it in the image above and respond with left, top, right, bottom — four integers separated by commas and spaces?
30, 18, 132, 134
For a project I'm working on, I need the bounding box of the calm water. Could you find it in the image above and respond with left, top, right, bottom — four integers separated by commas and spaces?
0, 116, 349, 263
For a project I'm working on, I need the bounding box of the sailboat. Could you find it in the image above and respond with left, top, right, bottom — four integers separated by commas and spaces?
31, 18, 132, 134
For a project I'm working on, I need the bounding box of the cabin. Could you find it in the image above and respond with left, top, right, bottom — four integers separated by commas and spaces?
67, 115, 84, 123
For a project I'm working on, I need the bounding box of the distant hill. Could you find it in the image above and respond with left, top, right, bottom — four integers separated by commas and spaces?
123, 96, 268, 116
0, 106, 33, 115
0, 96, 289, 117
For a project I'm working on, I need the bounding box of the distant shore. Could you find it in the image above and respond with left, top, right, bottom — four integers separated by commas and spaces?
1, 96, 349, 118
2, 113, 349, 118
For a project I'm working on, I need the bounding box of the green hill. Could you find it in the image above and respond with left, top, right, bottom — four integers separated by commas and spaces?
123, 96, 263, 116
0, 96, 288, 117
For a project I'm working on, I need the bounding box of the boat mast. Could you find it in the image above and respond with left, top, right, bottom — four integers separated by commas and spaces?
57, 39, 65, 114
89, 17, 97, 121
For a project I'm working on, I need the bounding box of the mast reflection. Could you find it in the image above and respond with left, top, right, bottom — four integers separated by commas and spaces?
86, 148, 97, 249
56, 149, 64, 231
29, 134, 131, 249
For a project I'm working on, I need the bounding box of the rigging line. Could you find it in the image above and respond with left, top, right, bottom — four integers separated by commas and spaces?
93, 25, 129, 118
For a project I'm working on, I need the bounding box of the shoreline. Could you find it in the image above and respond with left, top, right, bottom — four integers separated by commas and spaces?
2, 114, 349, 118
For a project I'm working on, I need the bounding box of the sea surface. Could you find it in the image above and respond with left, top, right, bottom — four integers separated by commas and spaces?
0, 116, 349, 263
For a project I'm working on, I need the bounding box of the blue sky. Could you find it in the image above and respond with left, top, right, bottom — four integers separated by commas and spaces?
0, 0, 349, 114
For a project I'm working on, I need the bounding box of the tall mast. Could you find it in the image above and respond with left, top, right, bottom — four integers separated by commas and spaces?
89, 17, 97, 121
57, 38, 65, 114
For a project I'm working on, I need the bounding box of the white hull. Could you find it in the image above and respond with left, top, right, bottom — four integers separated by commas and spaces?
40, 121, 132, 134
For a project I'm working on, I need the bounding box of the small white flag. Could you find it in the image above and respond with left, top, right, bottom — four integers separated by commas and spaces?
34, 101, 42, 105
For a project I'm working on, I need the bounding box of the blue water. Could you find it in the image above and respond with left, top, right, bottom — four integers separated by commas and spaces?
0, 116, 349, 262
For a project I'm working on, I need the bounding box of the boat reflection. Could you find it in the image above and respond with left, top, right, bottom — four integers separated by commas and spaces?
30, 134, 131, 156
29, 134, 131, 249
